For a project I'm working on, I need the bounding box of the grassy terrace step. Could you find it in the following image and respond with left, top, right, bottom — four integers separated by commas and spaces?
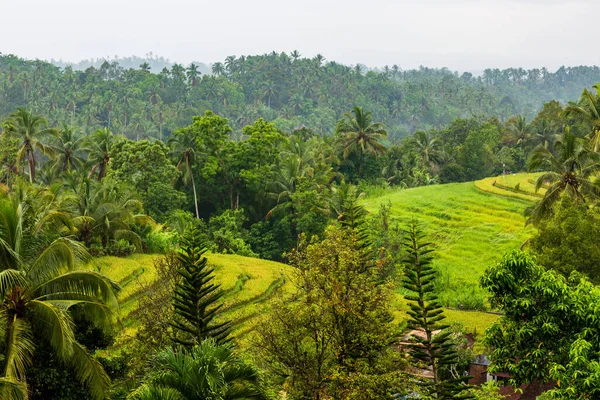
363, 173, 540, 307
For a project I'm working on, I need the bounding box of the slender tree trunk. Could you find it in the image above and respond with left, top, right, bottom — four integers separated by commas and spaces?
191, 173, 200, 219
28, 151, 35, 183
358, 151, 364, 180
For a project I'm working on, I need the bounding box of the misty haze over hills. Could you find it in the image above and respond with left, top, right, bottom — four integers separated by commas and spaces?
44, 53, 598, 77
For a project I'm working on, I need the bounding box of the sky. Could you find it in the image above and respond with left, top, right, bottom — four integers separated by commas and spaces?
2, 0, 599, 73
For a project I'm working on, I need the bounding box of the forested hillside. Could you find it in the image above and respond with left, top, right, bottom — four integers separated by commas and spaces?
3, 48, 600, 398
2, 52, 600, 139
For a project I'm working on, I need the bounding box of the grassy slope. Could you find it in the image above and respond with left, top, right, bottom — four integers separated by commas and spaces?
364, 173, 541, 306
97, 173, 545, 349
91, 253, 296, 342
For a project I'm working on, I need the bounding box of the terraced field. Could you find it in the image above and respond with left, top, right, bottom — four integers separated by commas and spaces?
90, 253, 296, 343
94, 173, 546, 349
364, 172, 543, 308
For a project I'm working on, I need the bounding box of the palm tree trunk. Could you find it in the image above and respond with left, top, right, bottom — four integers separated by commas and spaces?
358, 151, 364, 180
28, 151, 35, 183
191, 173, 200, 219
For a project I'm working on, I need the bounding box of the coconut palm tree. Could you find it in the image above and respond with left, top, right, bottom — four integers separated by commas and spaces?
4, 108, 55, 183
212, 62, 225, 76
412, 130, 440, 172
504, 115, 530, 146
49, 124, 89, 176
87, 128, 115, 181
129, 339, 266, 400
186, 63, 200, 86
168, 129, 200, 218
66, 175, 149, 250
0, 184, 119, 400
527, 130, 600, 224
565, 83, 600, 151
337, 106, 388, 178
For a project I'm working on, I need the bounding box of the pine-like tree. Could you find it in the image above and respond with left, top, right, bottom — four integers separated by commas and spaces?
401, 223, 472, 399
170, 226, 231, 347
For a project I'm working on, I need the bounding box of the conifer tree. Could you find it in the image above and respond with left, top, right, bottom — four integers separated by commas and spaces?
401, 222, 472, 399
170, 226, 231, 347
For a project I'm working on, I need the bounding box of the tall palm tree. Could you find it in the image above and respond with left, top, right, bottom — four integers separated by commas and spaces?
211, 62, 225, 76
412, 131, 440, 172
87, 128, 115, 181
168, 129, 200, 219
565, 83, 600, 151
337, 106, 388, 178
49, 124, 88, 176
504, 115, 530, 146
5, 108, 55, 183
129, 339, 266, 400
527, 130, 600, 224
186, 63, 200, 86
0, 185, 119, 399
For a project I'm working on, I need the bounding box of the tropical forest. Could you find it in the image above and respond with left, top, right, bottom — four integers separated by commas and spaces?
2, 25, 600, 400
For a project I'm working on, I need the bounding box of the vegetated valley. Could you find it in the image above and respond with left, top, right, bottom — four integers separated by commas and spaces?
1, 52, 600, 399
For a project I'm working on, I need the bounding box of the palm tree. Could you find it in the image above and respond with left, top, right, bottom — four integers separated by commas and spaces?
5, 108, 55, 183
186, 63, 200, 86
337, 106, 388, 178
168, 129, 200, 219
212, 62, 225, 76
565, 83, 600, 151
0, 185, 119, 399
87, 128, 115, 181
527, 130, 600, 224
504, 115, 530, 146
129, 339, 266, 400
49, 124, 88, 176
139, 62, 151, 73
412, 131, 440, 172
66, 176, 149, 250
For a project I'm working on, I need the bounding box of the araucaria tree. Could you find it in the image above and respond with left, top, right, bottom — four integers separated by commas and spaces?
401, 223, 472, 399
170, 226, 230, 347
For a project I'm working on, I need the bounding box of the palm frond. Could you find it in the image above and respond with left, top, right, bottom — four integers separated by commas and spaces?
27, 300, 75, 360
2, 317, 34, 380
0, 376, 28, 400
26, 237, 90, 283
69, 342, 111, 400
127, 385, 185, 400
0, 270, 26, 298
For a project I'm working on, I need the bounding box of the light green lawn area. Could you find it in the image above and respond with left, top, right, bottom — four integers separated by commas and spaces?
363, 173, 540, 307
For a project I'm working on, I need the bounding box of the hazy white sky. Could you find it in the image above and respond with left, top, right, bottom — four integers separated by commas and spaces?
2, 0, 599, 72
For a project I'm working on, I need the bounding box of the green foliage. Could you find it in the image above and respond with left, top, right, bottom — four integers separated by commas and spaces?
108, 139, 185, 221
208, 209, 257, 257
255, 225, 408, 399
129, 339, 266, 400
171, 226, 231, 347
529, 195, 600, 282
481, 250, 600, 398
0, 185, 119, 400
401, 222, 473, 399
527, 130, 600, 224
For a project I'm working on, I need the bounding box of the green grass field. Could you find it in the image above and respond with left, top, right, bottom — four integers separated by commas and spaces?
363, 173, 542, 308
95, 172, 545, 350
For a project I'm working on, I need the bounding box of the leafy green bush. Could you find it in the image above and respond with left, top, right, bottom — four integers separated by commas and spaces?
145, 229, 178, 254
108, 239, 137, 257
